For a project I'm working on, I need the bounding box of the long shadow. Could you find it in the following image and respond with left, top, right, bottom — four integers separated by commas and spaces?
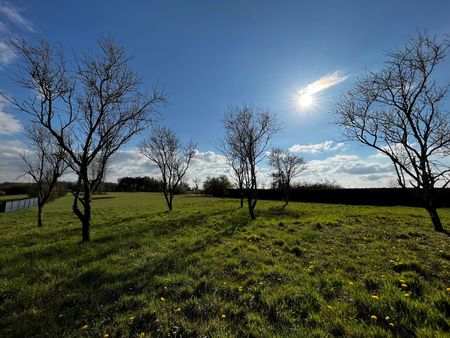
257, 205, 306, 220
1, 211, 244, 337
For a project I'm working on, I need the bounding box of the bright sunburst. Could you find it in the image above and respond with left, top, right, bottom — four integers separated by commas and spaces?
293, 72, 349, 111
297, 92, 314, 108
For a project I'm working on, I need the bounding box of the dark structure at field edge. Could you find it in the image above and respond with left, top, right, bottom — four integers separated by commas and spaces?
225, 188, 450, 208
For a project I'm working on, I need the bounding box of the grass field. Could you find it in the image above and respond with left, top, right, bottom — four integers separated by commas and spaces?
0, 194, 29, 201
0, 193, 449, 337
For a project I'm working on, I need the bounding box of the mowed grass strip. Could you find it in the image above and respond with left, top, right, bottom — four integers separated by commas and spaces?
0, 193, 449, 337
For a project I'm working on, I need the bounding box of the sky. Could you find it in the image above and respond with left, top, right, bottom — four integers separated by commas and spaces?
0, 0, 450, 187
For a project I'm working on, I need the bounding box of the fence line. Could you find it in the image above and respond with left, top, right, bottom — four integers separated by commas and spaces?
0, 197, 38, 213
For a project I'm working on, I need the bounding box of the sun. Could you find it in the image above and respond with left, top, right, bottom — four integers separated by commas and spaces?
297, 92, 314, 108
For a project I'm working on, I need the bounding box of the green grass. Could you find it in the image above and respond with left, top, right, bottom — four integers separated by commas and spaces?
0, 193, 449, 337
0, 194, 29, 201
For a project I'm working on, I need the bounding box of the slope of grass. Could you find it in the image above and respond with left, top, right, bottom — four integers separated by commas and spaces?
0, 193, 449, 337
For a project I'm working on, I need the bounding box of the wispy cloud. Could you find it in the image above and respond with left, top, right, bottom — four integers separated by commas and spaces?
0, 98, 22, 135
0, 1, 33, 32
289, 140, 345, 154
299, 71, 349, 96
0, 1, 33, 68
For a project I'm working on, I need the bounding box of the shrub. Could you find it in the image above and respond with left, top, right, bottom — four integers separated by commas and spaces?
203, 175, 232, 197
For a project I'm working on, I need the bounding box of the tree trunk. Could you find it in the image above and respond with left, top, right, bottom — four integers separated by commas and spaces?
283, 187, 289, 208
82, 188, 91, 241
239, 184, 244, 208
248, 197, 256, 220
426, 206, 444, 232
37, 203, 43, 227
163, 191, 172, 210
168, 195, 173, 211
248, 190, 257, 220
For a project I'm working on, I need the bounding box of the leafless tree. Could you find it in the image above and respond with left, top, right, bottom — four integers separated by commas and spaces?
192, 177, 200, 191
21, 124, 67, 227
268, 148, 306, 207
222, 104, 280, 219
335, 32, 450, 232
6, 37, 166, 241
138, 126, 196, 210
227, 156, 246, 207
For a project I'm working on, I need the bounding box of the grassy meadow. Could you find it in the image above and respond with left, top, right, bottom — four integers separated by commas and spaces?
0, 194, 29, 201
0, 193, 449, 337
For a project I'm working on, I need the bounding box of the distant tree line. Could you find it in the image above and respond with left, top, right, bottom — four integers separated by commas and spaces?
116, 176, 163, 192
0, 182, 69, 200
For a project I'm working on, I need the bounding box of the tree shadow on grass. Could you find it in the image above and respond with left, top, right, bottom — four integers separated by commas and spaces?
257, 206, 306, 220
1, 213, 244, 337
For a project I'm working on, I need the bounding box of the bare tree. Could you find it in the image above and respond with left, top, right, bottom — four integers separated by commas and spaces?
227, 156, 246, 207
192, 177, 200, 192
138, 126, 196, 211
6, 37, 166, 241
335, 32, 450, 232
268, 148, 305, 207
21, 124, 67, 227
222, 104, 280, 219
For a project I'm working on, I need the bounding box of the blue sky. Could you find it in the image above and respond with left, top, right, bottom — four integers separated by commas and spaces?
1, 0, 450, 187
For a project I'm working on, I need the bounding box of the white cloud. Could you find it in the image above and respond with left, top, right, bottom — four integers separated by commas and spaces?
300, 153, 396, 188
289, 140, 344, 154
0, 40, 15, 64
299, 71, 349, 96
0, 2, 33, 68
0, 141, 397, 188
0, 140, 26, 181
0, 2, 33, 32
105, 149, 231, 186
0, 100, 22, 135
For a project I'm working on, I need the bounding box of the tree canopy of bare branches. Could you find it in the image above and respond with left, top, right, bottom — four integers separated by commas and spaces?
138, 126, 196, 210
222, 104, 280, 219
21, 124, 67, 227
335, 32, 450, 232
7, 37, 166, 241
268, 148, 305, 207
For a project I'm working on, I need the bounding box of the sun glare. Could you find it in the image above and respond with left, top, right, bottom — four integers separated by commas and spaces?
297, 92, 314, 108
292, 72, 349, 112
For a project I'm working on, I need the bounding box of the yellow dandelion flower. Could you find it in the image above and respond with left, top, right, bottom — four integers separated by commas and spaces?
370, 315, 377, 320
129, 316, 135, 321
160, 297, 165, 301
81, 324, 89, 330
103, 334, 110, 338
327, 305, 333, 310
401, 283, 408, 288
139, 333, 145, 338
399, 279, 406, 283
446, 287, 450, 292
404, 292, 411, 297
348, 281, 354, 285
221, 314, 226, 318
389, 322, 395, 328
372, 295, 380, 301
